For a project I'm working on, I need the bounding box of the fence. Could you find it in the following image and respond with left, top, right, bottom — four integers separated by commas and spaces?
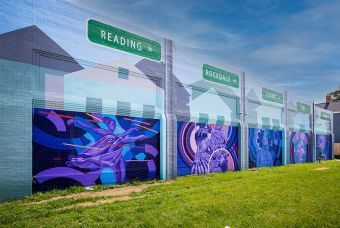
0, 0, 334, 200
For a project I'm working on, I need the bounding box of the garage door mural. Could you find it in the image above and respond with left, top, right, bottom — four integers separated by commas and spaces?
177, 122, 238, 176
249, 128, 282, 168
290, 132, 312, 164
33, 108, 160, 192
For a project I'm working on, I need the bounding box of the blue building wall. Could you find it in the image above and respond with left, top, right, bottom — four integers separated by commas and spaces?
0, 0, 166, 200
0, 0, 334, 200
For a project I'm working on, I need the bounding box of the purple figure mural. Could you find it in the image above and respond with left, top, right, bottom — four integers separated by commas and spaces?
66, 117, 147, 183
249, 128, 282, 168
177, 122, 238, 176
192, 125, 230, 174
33, 108, 160, 192
290, 132, 312, 164
316, 134, 332, 160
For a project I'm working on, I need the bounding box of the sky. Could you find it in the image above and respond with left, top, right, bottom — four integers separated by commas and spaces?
69, 0, 340, 102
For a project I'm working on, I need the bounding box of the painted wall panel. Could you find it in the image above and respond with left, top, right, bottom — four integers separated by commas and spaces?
33, 108, 160, 192
287, 98, 312, 132
314, 107, 332, 135
177, 121, 238, 176
0, 0, 166, 199
172, 42, 240, 125
249, 128, 283, 168
288, 111, 312, 132
247, 102, 283, 129
315, 134, 332, 161
289, 132, 312, 164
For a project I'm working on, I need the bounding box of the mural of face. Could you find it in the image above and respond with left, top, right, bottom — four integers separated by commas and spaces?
103, 117, 116, 132
261, 132, 269, 148
249, 128, 282, 168
177, 121, 238, 176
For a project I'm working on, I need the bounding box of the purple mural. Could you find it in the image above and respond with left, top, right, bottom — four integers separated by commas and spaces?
316, 134, 332, 160
33, 108, 160, 192
290, 132, 312, 164
177, 122, 238, 176
249, 128, 282, 168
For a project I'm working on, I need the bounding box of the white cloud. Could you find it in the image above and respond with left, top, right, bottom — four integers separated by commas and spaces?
66, 0, 340, 101
250, 42, 338, 65
247, 1, 340, 66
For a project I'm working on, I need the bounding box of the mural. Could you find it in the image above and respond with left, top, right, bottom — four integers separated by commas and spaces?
33, 108, 160, 192
290, 132, 312, 164
177, 121, 238, 176
249, 128, 282, 168
316, 134, 332, 160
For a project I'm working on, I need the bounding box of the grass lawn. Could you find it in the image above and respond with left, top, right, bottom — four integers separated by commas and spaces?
0, 161, 339, 227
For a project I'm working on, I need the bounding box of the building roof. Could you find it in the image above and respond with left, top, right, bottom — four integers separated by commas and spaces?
136, 59, 190, 113
0, 25, 83, 73
190, 79, 238, 101
316, 100, 340, 113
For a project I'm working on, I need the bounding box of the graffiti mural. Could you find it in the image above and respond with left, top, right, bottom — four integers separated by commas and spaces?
249, 128, 282, 168
290, 132, 312, 164
316, 134, 332, 160
33, 108, 160, 192
177, 121, 238, 176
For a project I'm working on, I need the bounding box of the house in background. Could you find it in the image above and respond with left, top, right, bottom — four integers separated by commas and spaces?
316, 86, 340, 158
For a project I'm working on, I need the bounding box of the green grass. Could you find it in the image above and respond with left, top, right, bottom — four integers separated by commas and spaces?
1, 161, 339, 227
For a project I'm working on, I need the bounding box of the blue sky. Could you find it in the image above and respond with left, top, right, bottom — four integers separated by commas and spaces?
70, 0, 340, 102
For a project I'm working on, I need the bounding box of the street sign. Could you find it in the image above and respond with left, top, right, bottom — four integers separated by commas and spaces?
320, 111, 331, 121
87, 19, 161, 61
262, 88, 283, 104
297, 102, 311, 114
202, 64, 239, 88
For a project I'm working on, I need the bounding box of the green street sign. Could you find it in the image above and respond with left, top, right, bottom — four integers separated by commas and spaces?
262, 88, 283, 104
87, 19, 161, 61
320, 111, 331, 121
202, 64, 239, 88
297, 102, 311, 114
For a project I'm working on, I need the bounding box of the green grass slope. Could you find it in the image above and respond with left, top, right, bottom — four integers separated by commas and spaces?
0, 161, 339, 227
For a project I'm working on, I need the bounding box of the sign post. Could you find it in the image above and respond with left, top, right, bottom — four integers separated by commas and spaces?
202, 64, 239, 88
320, 111, 331, 121
87, 19, 161, 61
262, 88, 283, 104
297, 102, 311, 114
